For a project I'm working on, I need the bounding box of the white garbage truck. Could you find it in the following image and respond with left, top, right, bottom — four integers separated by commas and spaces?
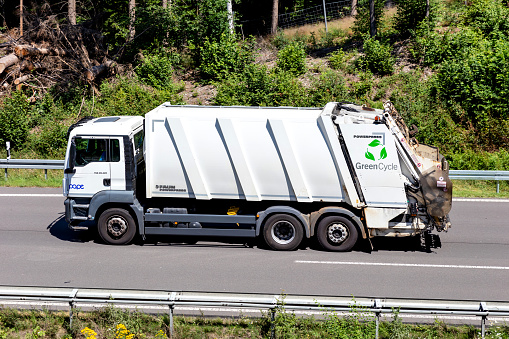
63, 101, 452, 251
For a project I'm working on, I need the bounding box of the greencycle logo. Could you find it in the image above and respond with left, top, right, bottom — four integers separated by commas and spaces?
354, 134, 398, 171
364, 139, 387, 161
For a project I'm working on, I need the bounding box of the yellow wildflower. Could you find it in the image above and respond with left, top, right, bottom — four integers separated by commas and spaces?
81, 327, 97, 339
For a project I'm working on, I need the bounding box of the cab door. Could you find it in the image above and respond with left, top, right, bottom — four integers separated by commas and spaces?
66, 137, 112, 197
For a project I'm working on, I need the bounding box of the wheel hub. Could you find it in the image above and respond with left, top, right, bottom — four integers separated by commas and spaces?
328, 223, 348, 243
272, 221, 295, 245
107, 216, 128, 237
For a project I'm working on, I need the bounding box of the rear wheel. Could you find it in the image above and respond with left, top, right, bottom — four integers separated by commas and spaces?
97, 208, 136, 245
317, 216, 358, 252
263, 214, 303, 251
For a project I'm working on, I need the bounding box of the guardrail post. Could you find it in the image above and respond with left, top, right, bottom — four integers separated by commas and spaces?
270, 307, 276, 339
479, 302, 488, 339
69, 289, 78, 331
4, 168, 6, 179
496, 181, 500, 194
168, 305, 174, 338
44, 169, 48, 180
374, 299, 381, 339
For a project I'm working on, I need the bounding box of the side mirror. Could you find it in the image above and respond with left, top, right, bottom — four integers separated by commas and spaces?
65, 141, 77, 174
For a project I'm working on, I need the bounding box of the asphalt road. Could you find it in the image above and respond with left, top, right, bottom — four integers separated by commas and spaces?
0, 187, 508, 302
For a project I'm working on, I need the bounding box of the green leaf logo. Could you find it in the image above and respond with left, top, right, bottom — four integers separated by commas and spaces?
365, 150, 375, 161
380, 147, 387, 160
368, 139, 381, 147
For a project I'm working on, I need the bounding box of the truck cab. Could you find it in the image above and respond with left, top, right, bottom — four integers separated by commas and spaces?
63, 116, 144, 230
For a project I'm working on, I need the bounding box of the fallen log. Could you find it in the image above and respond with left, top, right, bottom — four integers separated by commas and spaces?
85, 59, 115, 81
14, 44, 67, 57
14, 75, 30, 85
14, 45, 50, 57
0, 54, 19, 74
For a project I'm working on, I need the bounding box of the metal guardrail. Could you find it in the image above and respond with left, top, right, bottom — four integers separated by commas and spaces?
0, 159, 65, 179
1, 159, 507, 191
450, 170, 509, 193
0, 286, 508, 339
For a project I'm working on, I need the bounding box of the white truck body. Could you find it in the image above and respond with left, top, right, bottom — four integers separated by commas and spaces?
63, 102, 452, 251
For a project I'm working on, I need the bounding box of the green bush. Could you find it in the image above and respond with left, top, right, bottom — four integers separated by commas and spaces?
352, 0, 385, 37
198, 33, 255, 80
307, 70, 350, 107
328, 49, 347, 70
394, 0, 439, 36
94, 77, 184, 116
135, 53, 175, 89
359, 37, 394, 75
214, 64, 307, 107
448, 149, 509, 170
0, 92, 30, 149
463, 0, 509, 39
26, 122, 68, 158
276, 42, 307, 76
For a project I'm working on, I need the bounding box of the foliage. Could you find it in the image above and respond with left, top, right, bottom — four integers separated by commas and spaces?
276, 41, 307, 75
94, 77, 184, 116
321, 300, 376, 338
198, 34, 256, 80
135, 53, 176, 89
328, 49, 348, 70
352, 0, 386, 37
463, 0, 509, 39
214, 64, 307, 106
359, 37, 394, 75
0, 91, 30, 149
394, 0, 439, 36
307, 70, 351, 106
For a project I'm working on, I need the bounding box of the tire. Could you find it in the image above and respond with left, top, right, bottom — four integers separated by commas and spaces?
316, 216, 358, 252
263, 214, 303, 251
97, 208, 136, 245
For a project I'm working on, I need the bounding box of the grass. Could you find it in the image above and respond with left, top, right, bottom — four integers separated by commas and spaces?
0, 169, 62, 187
0, 305, 507, 339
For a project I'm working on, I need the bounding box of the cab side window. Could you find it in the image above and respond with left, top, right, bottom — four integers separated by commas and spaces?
75, 138, 120, 165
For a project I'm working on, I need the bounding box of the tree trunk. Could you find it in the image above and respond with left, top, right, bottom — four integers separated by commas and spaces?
19, 0, 23, 36
128, 0, 136, 41
0, 54, 19, 74
369, 0, 376, 37
85, 60, 115, 81
271, 0, 278, 34
227, 0, 234, 34
351, 0, 357, 16
426, 0, 430, 18
68, 0, 76, 25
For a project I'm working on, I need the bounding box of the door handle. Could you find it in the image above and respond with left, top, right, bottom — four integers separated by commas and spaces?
103, 178, 111, 186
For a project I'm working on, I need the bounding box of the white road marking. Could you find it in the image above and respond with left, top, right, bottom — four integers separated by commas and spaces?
295, 260, 509, 270
453, 198, 509, 202
0, 194, 62, 197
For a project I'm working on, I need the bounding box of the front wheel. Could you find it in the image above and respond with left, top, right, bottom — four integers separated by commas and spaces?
316, 216, 358, 252
263, 214, 303, 251
97, 208, 136, 245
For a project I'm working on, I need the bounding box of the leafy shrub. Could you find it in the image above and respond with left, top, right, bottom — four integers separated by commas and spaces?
328, 50, 347, 70
214, 64, 307, 106
94, 77, 184, 116
463, 0, 509, 39
394, 0, 439, 36
26, 122, 68, 158
0, 91, 30, 149
135, 53, 175, 89
198, 33, 255, 80
352, 0, 385, 37
359, 37, 394, 75
307, 70, 350, 107
448, 149, 509, 170
276, 42, 307, 76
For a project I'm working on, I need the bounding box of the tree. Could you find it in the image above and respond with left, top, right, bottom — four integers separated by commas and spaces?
68, 0, 76, 24
351, 0, 357, 16
128, 0, 136, 41
271, 0, 278, 34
